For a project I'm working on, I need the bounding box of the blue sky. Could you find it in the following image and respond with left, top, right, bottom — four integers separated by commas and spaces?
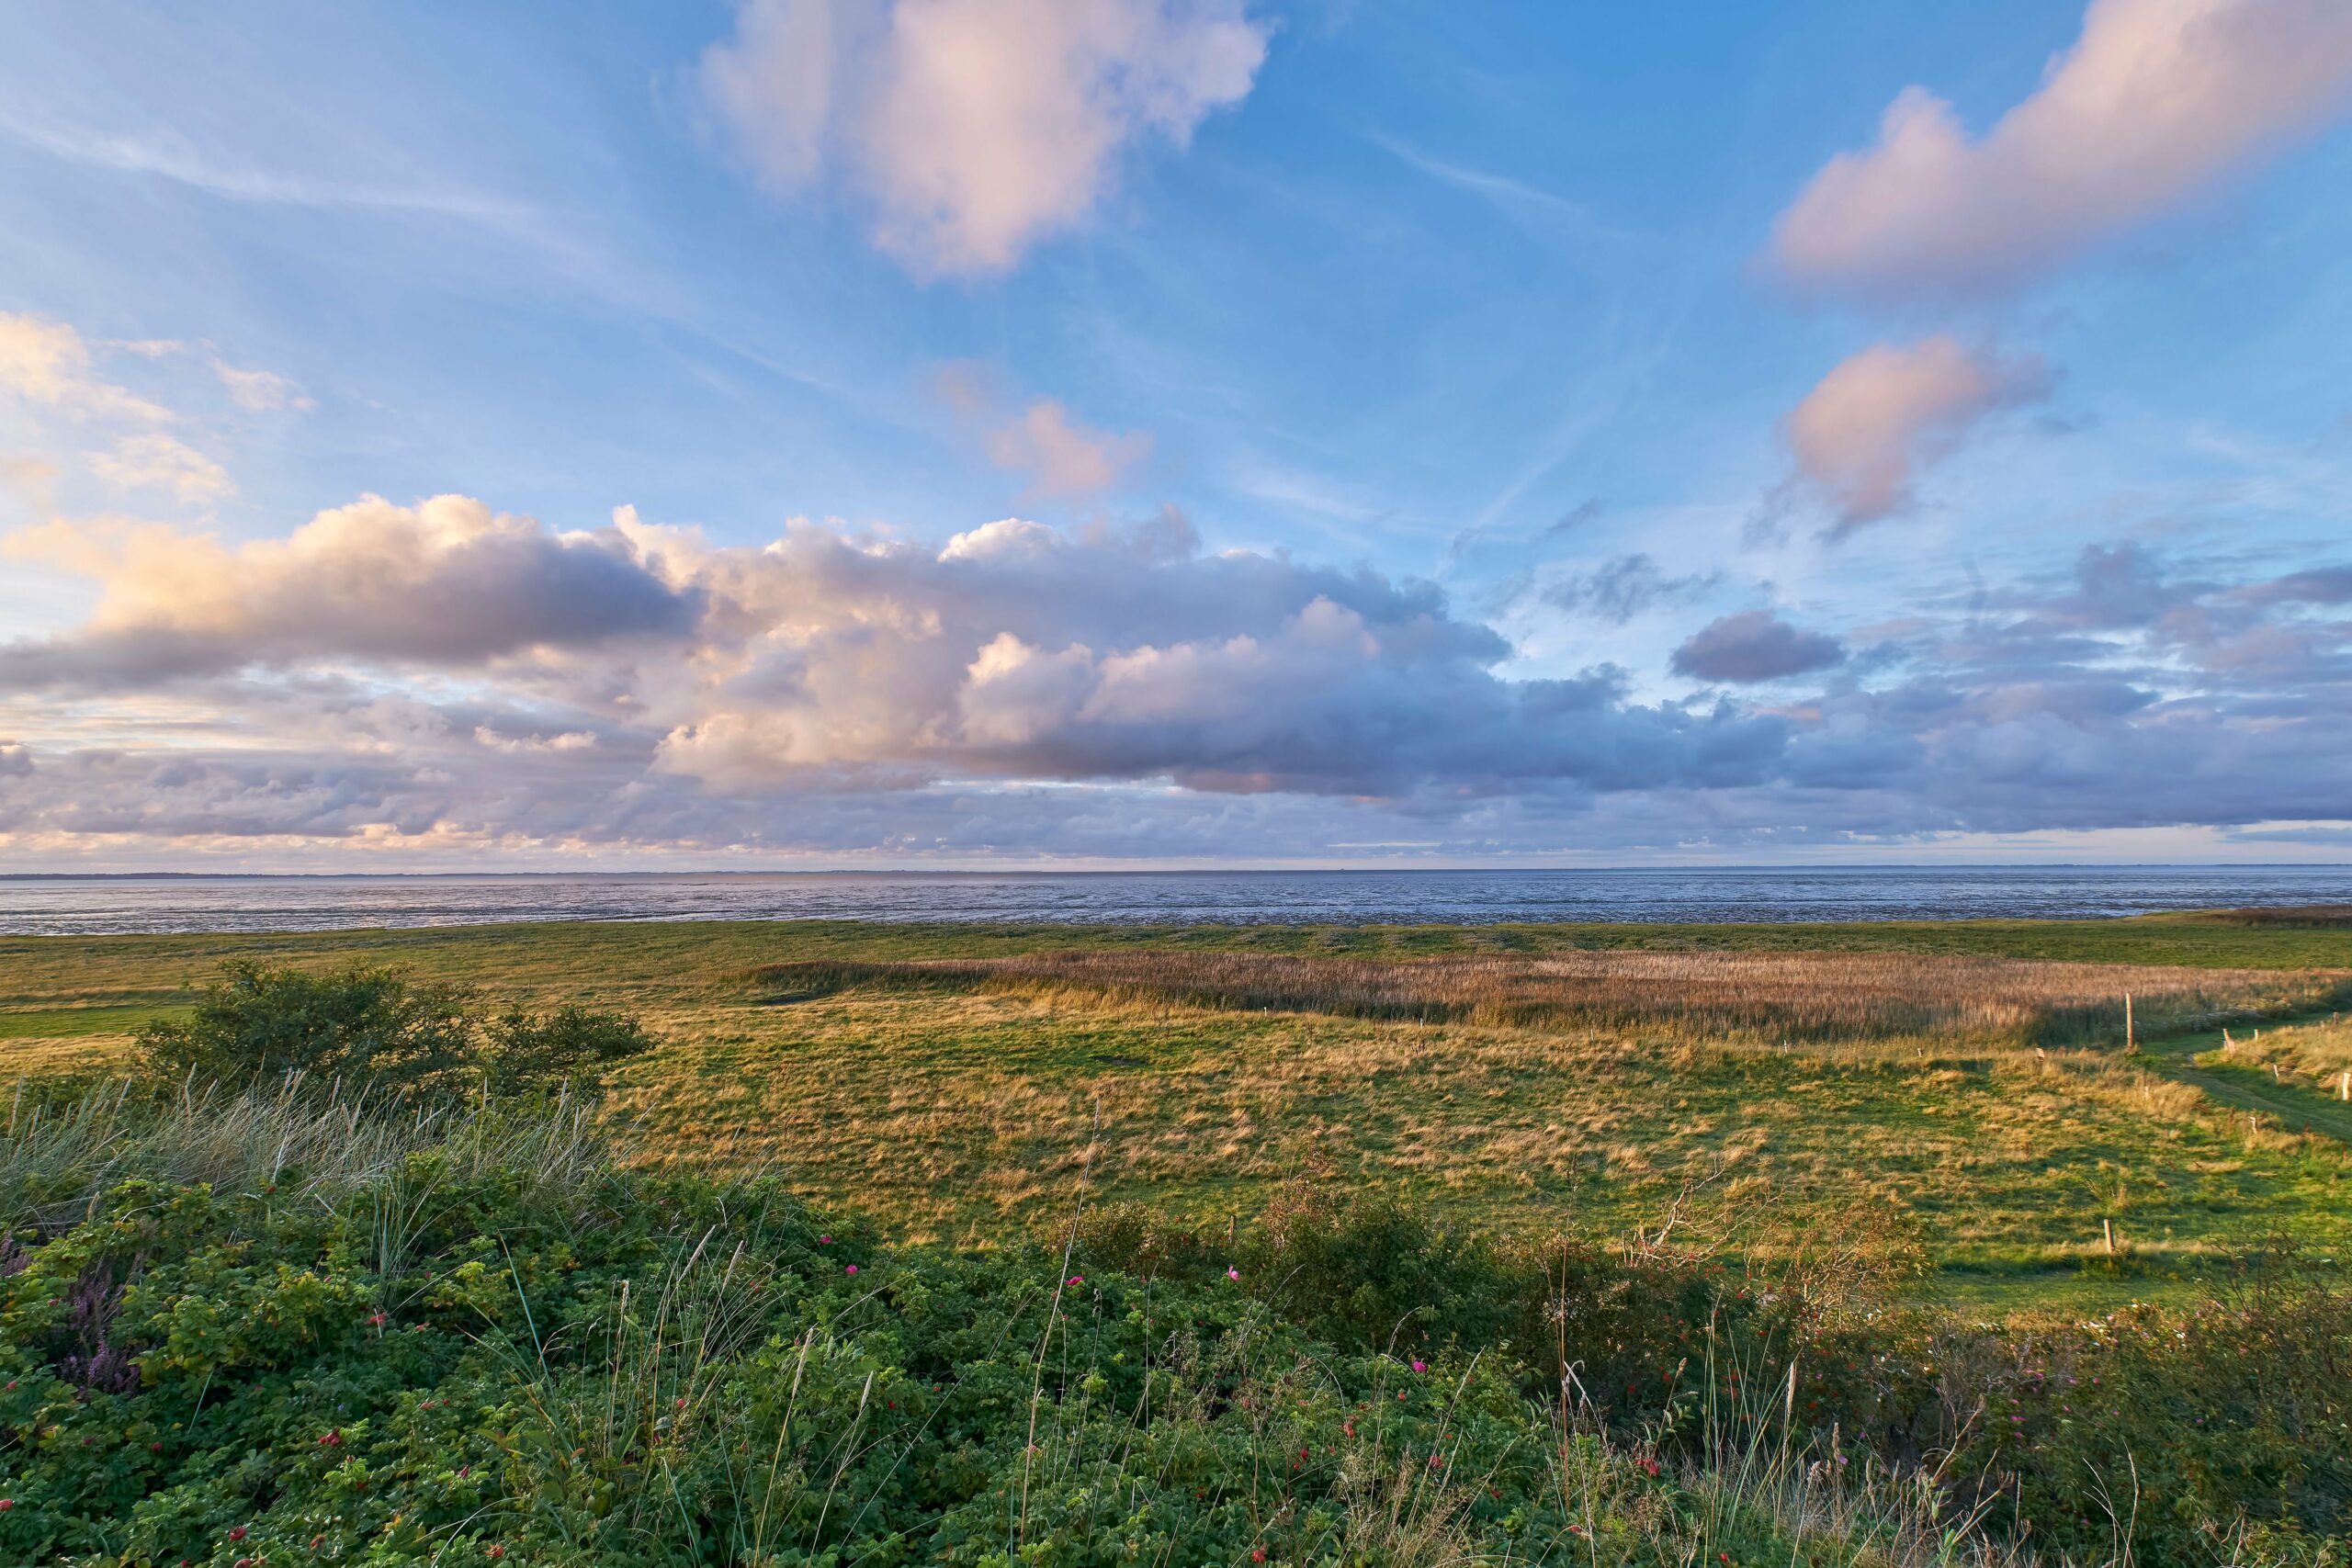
3, 0, 2350, 868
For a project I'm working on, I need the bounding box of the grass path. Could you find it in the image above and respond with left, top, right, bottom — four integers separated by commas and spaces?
2138, 1012, 2352, 1142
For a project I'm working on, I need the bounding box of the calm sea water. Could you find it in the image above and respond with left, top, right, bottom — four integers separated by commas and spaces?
1, 866, 2348, 936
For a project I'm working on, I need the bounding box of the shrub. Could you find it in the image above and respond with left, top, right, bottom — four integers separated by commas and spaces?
0, 1088, 2342, 1565
135, 962, 655, 1104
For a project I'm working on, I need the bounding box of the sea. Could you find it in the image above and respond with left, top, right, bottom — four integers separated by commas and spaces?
1, 865, 2348, 936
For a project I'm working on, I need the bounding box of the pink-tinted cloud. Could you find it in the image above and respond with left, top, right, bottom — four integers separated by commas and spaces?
1781, 337, 2050, 532
703, 0, 1269, 276
1770, 0, 2352, 299
935, 363, 1151, 497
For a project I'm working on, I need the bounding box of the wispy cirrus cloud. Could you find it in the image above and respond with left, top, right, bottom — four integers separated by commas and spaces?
211, 360, 312, 413
85, 433, 234, 504
0, 108, 535, 226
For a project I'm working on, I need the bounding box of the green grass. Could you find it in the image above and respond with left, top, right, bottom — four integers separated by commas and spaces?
4, 911, 2349, 1318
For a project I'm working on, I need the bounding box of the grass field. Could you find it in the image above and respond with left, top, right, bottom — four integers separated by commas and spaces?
5, 910, 2351, 1316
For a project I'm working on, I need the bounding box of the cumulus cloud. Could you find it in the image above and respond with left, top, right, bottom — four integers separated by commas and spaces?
4, 500, 2349, 861
701, 0, 1270, 275
0, 312, 174, 423
0, 494, 1786, 805
1671, 611, 1848, 683
1770, 0, 2352, 300
85, 433, 235, 503
0, 494, 700, 686
1781, 337, 2051, 533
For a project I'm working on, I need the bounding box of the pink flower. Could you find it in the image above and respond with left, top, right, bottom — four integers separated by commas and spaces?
1226, 1267, 1240, 1280
845, 1264, 858, 1275
1066, 1275, 1083, 1288
1410, 1359, 1427, 1373
818, 1235, 831, 1245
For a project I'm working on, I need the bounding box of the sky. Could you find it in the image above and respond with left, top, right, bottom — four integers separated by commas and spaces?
2, 0, 2351, 871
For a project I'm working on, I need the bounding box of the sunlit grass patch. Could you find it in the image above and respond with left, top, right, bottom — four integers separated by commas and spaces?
740, 947, 2350, 1052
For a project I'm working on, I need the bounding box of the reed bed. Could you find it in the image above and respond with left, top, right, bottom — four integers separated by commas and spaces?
748, 950, 2350, 1050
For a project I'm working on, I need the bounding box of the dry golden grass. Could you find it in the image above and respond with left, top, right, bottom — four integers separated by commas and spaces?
2211, 1011, 2352, 1095
596, 973, 2352, 1314
7, 920, 2351, 1314
745, 948, 2346, 1055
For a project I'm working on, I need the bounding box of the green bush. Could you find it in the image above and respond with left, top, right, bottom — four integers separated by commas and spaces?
1946, 1258, 2352, 1563
0, 1104, 1605, 1567
136, 962, 656, 1103
1, 1083, 2344, 1565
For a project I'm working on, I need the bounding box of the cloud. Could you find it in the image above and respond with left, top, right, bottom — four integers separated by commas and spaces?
0, 312, 174, 423
1541, 553, 1718, 625
936, 363, 1150, 497
0, 110, 535, 228
2239, 565, 2352, 605
0, 493, 1784, 805
85, 433, 235, 503
0, 494, 701, 686
1770, 0, 2352, 300
0, 457, 61, 511
985, 400, 1151, 497
1671, 611, 1848, 682
701, 0, 1270, 275
212, 360, 314, 412
5, 504, 2351, 860
1781, 337, 2051, 532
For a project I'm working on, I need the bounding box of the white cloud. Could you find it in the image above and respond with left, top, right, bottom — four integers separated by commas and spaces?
85, 433, 235, 503
1781, 337, 2050, 532
212, 359, 314, 412
1770, 0, 2352, 299
0, 313, 174, 423
701, 0, 1270, 276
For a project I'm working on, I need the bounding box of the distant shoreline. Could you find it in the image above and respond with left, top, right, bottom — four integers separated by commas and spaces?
3, 863, 2344, 882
